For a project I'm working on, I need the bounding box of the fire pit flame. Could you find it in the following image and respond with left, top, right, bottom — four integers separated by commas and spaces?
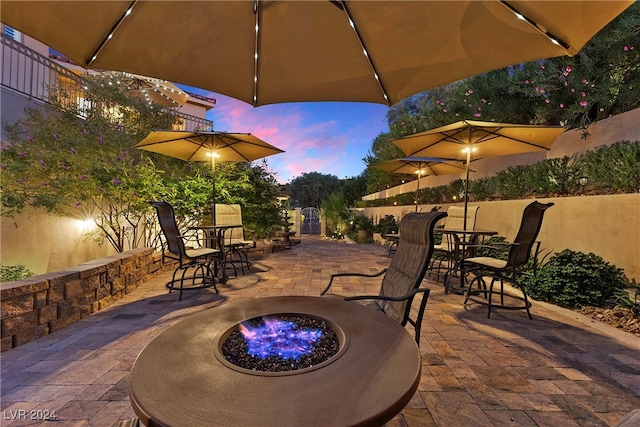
239, 317, 324, 360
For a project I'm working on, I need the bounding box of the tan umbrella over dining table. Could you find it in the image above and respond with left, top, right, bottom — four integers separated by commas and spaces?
371, 157, 468, 211
393, 120, 566, 229
136, 130, 284, 225
0, 1, 632, 107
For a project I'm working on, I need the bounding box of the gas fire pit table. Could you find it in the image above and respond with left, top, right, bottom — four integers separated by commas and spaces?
129, 296, 421, 426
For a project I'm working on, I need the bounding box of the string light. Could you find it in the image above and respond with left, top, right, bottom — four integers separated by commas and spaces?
499, 0, 570, 52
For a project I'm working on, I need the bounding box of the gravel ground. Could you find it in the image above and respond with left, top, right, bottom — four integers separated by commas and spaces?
575, 305, 640, 338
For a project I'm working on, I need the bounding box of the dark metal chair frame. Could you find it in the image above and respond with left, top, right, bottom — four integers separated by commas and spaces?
462, 201, 554, 318
321, 211, 447, 346
150, 201, 221, 301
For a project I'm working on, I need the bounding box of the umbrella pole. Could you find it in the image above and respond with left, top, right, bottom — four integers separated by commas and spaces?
211, 155, 217, 226
463, 149, 471, 231
415, 174, 421, 212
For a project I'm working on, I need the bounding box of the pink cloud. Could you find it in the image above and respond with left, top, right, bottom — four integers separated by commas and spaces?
202, 92, 388, 182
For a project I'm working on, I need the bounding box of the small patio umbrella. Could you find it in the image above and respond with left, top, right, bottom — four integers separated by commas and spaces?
1, 1, 632, 106
370, 157, 468, 211
113, 72, 189, 108
136, 130, 284, 225
393, 120, 565, 229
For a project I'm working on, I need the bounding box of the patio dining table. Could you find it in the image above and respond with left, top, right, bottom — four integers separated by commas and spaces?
129, 296, 421, 427
189, 224, 243, 283
436, 228, 498, 294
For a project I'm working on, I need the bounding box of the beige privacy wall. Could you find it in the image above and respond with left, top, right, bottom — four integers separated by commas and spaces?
1, 212, 117, 275
364, 194, 640, 282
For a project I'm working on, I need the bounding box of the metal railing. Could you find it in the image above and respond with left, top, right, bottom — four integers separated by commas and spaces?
1, 34, 212, 131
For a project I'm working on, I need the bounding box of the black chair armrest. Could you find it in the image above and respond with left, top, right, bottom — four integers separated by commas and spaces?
344, 286, 427, 303
320, 269, 388, 296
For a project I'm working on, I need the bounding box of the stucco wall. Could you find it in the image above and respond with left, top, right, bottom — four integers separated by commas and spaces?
1, 210, 117, 275
364, 194, 640, 282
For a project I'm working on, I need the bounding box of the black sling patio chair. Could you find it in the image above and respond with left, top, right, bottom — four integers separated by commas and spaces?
150, 201, 221, 301
321, 211, 447, 346
462, 201, 554, 319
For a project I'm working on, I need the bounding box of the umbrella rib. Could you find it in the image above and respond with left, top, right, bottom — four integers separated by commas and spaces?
87, 0, 138, 66
498, 1, 571, 53
482, 127, 554, 150
340, 1, 391, 105
253, 0, 260, 106
184, 135, 214, 162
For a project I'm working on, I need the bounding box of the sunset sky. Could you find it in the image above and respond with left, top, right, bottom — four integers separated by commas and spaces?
177, 85, 390, 184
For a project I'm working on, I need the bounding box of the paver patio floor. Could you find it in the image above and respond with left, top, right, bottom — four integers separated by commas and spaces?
1, 236, 639, 426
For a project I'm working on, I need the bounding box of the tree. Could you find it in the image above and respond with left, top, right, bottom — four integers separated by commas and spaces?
2, 75, 177, 251
341, 174, 368, 207
1, 74, 283, 250
363, 133, 406, 193
286, 172, 342, 208
213, 160, 282, 238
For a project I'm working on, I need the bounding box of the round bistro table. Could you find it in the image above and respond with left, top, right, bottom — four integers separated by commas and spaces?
129, 296, 421, 427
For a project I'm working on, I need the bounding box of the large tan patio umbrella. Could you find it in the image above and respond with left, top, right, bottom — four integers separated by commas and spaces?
0, 1, 632, 106
393, 120, 566, 229
371, 157, 468, 211
136, 130, 284, 225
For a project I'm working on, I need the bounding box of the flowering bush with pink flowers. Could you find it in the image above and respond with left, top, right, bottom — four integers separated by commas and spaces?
366, 3, 639, 193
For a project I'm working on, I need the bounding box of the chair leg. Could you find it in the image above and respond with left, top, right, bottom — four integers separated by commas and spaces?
413, 292, 430, 346
487, 278, 497, 318
166, 259, 220, 301
517, 275, 533, 320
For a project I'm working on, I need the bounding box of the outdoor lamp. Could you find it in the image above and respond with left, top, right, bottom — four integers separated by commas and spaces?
462, 146, 477, 155
579, 176, 588, 186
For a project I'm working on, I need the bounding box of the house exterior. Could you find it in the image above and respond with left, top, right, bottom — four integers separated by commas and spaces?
0, 26, 216, 274
1, 26, 215, 140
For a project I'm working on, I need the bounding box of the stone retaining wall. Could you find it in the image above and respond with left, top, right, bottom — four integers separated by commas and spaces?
0, 248, 167, 352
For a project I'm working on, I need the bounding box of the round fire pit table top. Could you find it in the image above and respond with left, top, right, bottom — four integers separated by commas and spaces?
129, 296, 421, 427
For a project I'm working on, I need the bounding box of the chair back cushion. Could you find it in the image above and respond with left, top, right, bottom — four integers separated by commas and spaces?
440, 206, 479, 247
507, 201, 554, 268
151, 201, 186, 257
378, 211, 447, 322
215, 204, 246, 241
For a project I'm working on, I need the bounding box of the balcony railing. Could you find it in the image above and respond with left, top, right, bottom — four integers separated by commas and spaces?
1, 34, 213, 132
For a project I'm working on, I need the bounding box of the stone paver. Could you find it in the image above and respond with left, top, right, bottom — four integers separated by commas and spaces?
1, 236, 639, 426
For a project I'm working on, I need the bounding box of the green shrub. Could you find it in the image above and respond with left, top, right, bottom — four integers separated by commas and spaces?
374, 215, 397, 237
495, 165, 530, 199
538, 156, 583, 196
0, 265, 35, 282
469, 177, 497, 201
521, 249, 626, 308
579, 141, 640, 193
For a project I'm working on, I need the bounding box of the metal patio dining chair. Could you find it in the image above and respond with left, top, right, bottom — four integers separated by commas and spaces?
214, 204, 255, 277
429, 205, 480, 282
462, 201, 554, 318
150, 201, 221, 301
321, 211, 447, 346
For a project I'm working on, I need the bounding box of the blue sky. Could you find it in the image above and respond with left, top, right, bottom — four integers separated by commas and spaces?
176, 86, 390, 183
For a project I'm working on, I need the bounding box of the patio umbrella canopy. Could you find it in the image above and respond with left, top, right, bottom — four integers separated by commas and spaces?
371, 157, 468, 210
0, 1, 633, 106
393, 120, 566, 229
136, 130, 284, 224
111, 72, 189, 108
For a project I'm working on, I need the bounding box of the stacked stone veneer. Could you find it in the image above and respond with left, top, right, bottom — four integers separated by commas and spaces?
0, 248, 170, 352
